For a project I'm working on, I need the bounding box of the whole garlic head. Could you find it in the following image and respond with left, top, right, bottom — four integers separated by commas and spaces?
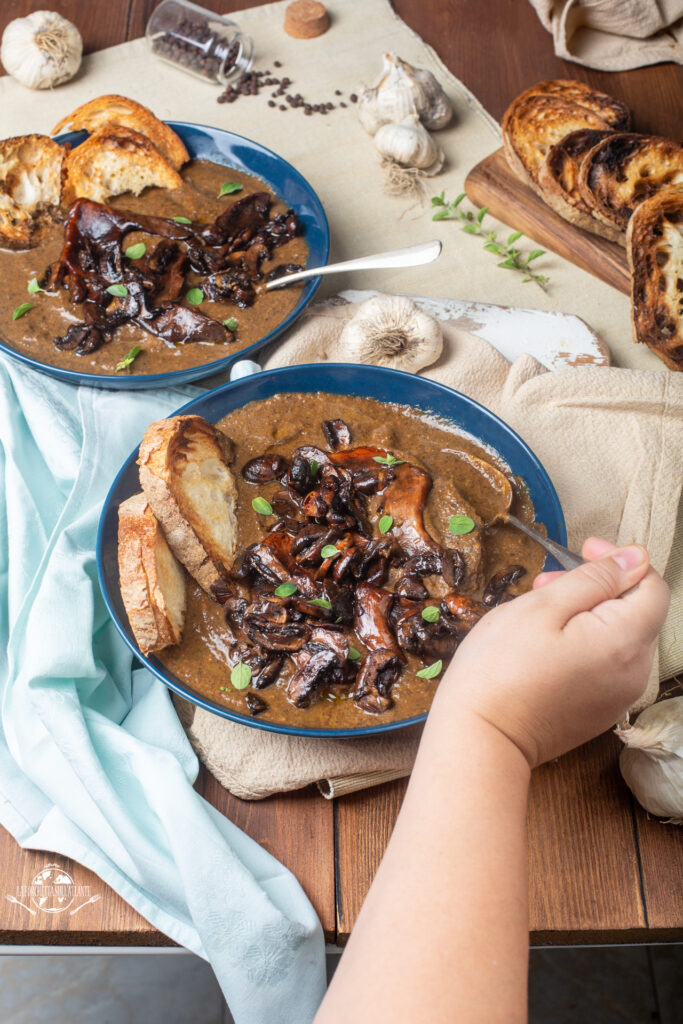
1, 11, 82, 90
339, 295, 443, 373
616, 696, 683, 824
358, 53, 453, 136
374, 114, 444, 176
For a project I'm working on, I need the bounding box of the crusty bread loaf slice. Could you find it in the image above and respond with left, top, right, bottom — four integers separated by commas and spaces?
627, 183, 683, 372
578, 133, 683, 239
537, 128, 624, 243
65, 125, 183, 204
138, 415, 238, 596
502, 80, 629, 194
52, 94, 189, 170
0, 134, 65, 249
118, 492, 186, 653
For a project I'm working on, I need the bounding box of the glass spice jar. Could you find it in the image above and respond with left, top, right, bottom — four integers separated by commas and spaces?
146, 0, 254, 85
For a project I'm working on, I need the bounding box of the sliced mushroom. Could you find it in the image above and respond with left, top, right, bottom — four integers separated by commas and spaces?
245, 692, 268, 715
287, 647, 339, 707
482, 566, 527, 606
353, 649, 401, 714
382, 463, 442, 560
242, 454, 289, 484
322, 419, 352, 450
354, 583, 400, 656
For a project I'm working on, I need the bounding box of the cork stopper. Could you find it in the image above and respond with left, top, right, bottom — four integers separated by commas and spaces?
284, 0, 330, 39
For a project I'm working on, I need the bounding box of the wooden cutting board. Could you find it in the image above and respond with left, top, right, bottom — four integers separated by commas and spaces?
465, 148, 630, 295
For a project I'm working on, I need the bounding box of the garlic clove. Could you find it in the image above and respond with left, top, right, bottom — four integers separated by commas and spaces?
339, 294, 443, 373
1, 11, 82, 90
357, 53, 453, 136
374, 114, 444, 176
616, 696, 683, 824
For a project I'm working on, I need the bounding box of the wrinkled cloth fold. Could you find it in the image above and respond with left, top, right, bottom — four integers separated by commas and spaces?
183, 298, 683, 801
529, 0, 683, 69
0, 364, 325, 1024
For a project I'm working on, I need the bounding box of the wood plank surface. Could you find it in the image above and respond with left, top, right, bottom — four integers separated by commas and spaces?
465, 148, 631, 294
0, 0, 682, 949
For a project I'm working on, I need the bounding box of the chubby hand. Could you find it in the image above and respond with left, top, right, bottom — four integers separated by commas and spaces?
438, 537, 670, 767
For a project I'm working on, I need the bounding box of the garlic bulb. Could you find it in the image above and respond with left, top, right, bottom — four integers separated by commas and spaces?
616, 697, 683, 824
1, 12, 82, 90
340, 295, 443, 373
374, 114, 444, 175
358, 53, 453, 136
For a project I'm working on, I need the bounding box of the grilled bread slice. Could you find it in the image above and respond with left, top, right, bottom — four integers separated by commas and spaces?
502, 79, 630, 192
0, 134, 65, 249
578, 133, 683, 239
138, 415, 238, 597
65, 125, 183, 204
627, 184, 683, 372
52, 94, 189, 170
537, 128, 624, 243
118, 492, 187, 653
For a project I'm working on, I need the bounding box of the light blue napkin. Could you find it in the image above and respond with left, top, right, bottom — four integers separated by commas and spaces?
0, 360, 326, 1024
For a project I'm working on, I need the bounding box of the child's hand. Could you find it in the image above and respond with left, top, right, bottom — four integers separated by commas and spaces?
438, 538, 670, 767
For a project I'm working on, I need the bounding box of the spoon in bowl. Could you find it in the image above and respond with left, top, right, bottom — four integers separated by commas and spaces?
446, 450, 584, 571
264, 239, 442, 290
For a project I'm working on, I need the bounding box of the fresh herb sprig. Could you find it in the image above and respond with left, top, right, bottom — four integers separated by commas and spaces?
431, 192, 549, 290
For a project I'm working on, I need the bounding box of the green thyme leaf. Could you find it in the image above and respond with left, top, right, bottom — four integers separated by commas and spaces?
432, 209, 451, 221
27, 278, 43, 294
421, 605, 440, 623
431, 192, 445, 206
347, 648, 361, 661
274, 582, 298, 597
372, 453, 404, 467
252, 496, 273, 515
449, 514, 475, 535
461, 223, 480, 234
219, 182, 243, 197
231, 661, 252, 690
507, 231, 523, 244
12, 302, 33, 320
320, 544, 340, 559
115, 345, 142, 373
378, 514, 393, 534
310, 459, 319, 476
185, 288, 204, 306
416, 659, 443, 679
125, 242, 146, 260
526, 249, 546, 262
106, 284, 128, 298
223, 317, 238, 332
476, 205, 489, 223
308, 598, 332, 610
173, 216, 192, 224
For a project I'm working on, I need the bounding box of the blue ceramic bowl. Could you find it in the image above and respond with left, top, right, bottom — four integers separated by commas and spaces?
97, 364, 567, 737
0, 122, 329, 389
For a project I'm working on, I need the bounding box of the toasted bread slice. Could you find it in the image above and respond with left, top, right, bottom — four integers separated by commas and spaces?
578, 133, 683, 238
52, 94, 189, 170
502, 80, 630, 193
118, 492, 186, 653
138, 415, 238, 596
537, 128, 624, 243
627, 184, 683, 372
0, 134, 65, 249
512, 81, 630, 130
65, 125, 183, 204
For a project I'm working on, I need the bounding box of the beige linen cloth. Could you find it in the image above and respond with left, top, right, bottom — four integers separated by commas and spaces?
178, 300, 683, 800
530, 0, 683, 69
0, 0, 681, 797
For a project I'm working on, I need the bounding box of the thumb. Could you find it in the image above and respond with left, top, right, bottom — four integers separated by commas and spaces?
540, 545, 650, 625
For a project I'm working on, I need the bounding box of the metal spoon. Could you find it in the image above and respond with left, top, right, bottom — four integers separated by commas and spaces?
446, 450, 584, 571
264, 239, 442, 290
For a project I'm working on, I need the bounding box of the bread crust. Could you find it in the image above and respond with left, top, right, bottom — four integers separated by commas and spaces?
578, 133, 683, 237
138, 415, 238, 596
506, 80, 631, 131
627, 184, 683, 372
118, 492, 186, 653
537, 128, 623, 244
0, 134, 65, 249
64, 125, 183, 204
502, 94, 612, 193
52, 94, 189, 169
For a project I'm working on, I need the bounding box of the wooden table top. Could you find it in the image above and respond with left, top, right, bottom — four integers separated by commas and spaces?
1, 0, 682, 948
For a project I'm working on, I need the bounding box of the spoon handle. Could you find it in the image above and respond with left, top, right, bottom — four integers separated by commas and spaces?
264, 239, 442, 290
506, 513, 584, 571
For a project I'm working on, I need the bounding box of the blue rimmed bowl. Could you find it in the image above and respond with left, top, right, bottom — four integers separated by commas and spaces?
0, 122, 329, 389
97, 363, 566, 737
